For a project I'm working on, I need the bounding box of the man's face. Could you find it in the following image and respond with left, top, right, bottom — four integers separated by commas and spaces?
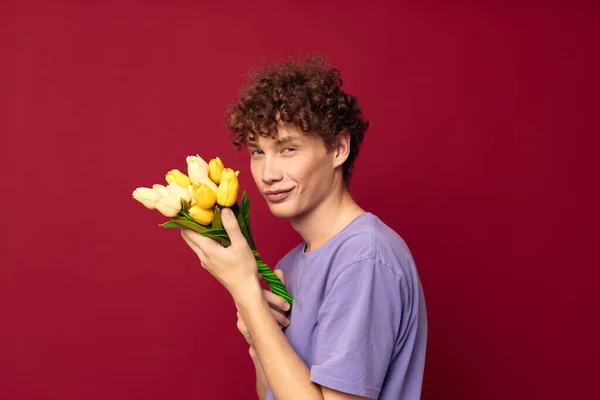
247, 123, 337, 220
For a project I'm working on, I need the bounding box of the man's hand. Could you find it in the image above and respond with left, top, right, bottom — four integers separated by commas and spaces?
180, 207, 260, 300
237, 270, 290, 351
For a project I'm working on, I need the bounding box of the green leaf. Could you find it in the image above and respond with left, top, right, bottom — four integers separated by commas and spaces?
160, 219, 232, 246
160, 215, 192, 226
234, 194, 255, 249
237, 213, 255, 250
212, 205, 223, 230
169, 215, 188, 223
236, 218, 250, 246
230, 202, 240, 219
175, 198, 196, 225
159, 220, 186, 228
242, 192, 256, 249
179, 211, 197, 224
241, 191, 249, 215
211, 206, 230, 246
173, 219, 203, 231
181, 198, 191, 213
199, 228, 229, 238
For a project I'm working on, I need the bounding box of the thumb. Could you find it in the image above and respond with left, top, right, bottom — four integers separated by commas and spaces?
220, 207, 246, 247
274, 269, 286, 286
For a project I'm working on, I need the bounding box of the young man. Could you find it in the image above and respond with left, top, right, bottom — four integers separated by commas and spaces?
181, 56, 427, 400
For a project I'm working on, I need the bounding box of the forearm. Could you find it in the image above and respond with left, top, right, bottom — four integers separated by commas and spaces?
251, 349, 268, 400
235, 285, 324, 400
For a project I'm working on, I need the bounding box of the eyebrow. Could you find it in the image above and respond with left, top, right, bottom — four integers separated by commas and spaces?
274, 135, 298, 145
247, 135, 301, 150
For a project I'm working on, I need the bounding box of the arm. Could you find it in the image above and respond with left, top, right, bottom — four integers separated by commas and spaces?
180, 215, 373, 400
250, 347, 268, 400
235, 285, 372, 400
236, 285, 322, 400
236, 270, 292, 400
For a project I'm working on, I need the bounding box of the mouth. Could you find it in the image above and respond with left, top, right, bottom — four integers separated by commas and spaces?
264, 188, 294, 202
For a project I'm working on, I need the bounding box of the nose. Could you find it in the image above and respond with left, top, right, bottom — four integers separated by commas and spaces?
262, 155, 283, 184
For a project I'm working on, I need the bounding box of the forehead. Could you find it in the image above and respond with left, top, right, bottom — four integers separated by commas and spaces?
248, 123, 307, 147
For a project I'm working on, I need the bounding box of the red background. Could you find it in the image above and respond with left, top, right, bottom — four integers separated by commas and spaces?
1, 1, 598, 399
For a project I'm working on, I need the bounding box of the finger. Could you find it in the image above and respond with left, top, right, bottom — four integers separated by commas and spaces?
181, 229, 207, 261
181, 229, 203, 252
236, 312, 249, 335
181, 228, 220, 254
263, 289, 291, 312
270, 308, 290, 328
249, 346, 257, 359
236, 312, 246, 328
274, 269, 286, 286
236, 316, 245, 333
220, 208, 247, 248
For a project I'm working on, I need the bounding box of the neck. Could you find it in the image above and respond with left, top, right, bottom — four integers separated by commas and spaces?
290, 182, 365, 253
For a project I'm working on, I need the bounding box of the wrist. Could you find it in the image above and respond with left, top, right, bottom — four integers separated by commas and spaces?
231, 275, 263, 309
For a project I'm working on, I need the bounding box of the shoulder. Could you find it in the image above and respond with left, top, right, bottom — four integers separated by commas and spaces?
328, 212, 416, 281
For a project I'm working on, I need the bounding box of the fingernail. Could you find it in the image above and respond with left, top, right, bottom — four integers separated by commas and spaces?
221, 208, 232, 217
285, 319, 290, 326
283, 302, 290, 311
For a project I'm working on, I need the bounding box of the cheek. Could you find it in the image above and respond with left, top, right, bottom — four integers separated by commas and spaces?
306, 156, 334, 191
250, 162, 261, 185
288, 158, 313, 185
291, 161, 322, 199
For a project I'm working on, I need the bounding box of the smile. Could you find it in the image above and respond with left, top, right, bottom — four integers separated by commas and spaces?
264, 188, 294, 202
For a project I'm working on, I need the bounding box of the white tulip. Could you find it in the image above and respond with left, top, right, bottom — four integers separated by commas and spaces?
152, 184, 170, 198
155, 198, 181, 217
132, 187, 159, 209
152, 184, 182, 217
167, 182, 192, 203
188, 185, 196, 205
186, 155, 209, 184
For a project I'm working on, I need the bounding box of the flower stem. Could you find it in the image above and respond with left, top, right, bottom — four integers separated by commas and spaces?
253, 251, 293, 307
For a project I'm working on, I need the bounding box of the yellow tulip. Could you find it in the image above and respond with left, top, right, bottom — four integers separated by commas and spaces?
165, 169, 191, 188
186, 155, 209, 184
189, 205, 214, 225
198, 176, 218, 194
208, 157, 225, 184
132, 187, 159, 209
192, 182, 217, 209
216, 168, 239, 207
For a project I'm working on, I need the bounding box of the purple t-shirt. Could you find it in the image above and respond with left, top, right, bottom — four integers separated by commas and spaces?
265, 212, 427, 399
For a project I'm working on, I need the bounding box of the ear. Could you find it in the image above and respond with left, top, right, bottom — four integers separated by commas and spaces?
332, 131, 351, 168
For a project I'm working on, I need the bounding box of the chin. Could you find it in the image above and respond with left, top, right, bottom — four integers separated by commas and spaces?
267, 204, 295, 219
266, 202, 303, 219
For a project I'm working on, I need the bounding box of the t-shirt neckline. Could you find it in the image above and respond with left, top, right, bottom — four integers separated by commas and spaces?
299, 212, 373, 260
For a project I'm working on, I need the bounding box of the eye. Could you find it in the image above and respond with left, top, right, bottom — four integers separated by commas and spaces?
283, 147, 296, 154
250, 149, 264, 156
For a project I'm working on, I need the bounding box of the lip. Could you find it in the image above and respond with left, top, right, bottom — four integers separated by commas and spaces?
264, 188, 293, 202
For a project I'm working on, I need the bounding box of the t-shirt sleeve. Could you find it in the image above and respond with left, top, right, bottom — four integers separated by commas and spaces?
309, 258, 404, 399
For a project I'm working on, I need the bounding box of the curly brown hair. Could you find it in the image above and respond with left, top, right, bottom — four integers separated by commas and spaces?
224, 55, 369, 186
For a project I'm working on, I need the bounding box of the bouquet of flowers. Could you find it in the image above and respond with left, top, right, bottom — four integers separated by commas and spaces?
132, 155, 292, 306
